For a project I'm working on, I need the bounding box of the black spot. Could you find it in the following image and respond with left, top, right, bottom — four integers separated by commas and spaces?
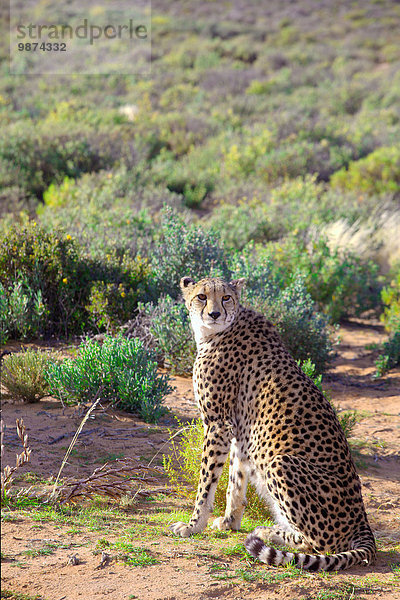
245, 536, 265, 558
307, 558, 320, 572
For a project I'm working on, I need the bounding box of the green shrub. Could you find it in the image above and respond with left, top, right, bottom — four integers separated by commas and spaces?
331, 146, 400, 194
0, 280, 48, 341
265, 278, 333, 375
0, 120, 114, 200
0, 222, 151, 337
84, 251, 151, 333
163, 418, 270, 520
207, 198, 281, 250
135, 107, 212, 158
381, 270, 400, 333
222, 129, 275, 178
142, 296, 196, 376
230, 245, 333, 374
45, 335, 172, 422
2, 350, 55, 402
374, 331, 400, 378
37, 169, 164, 259
151, 208, 230, 299
38, 165, 181, 232
151, 146, 219, 208
0, 284, 8, 344
209, 176, 387, 250
0, 222, 91, 336
264, 235, 381, 322
255, 139, 352, 183
299, 358, 356, 438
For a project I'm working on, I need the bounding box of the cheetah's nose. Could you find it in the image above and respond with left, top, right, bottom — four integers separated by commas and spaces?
209, 311, 221, 320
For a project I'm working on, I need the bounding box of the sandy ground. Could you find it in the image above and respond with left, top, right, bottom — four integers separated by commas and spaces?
1, 319, 400, 600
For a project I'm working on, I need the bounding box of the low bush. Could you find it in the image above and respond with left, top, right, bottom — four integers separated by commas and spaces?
330, 146, 400, 195
151, 145, 219, 208
163, 418, 270, 520
222, 128, 275, 179
1, 350, 55, 403
0, 120, 115, 201
208, 177, 389, 251
0, 284, 7, 344
230, 245, 333, 374
263, 235, 381, 323
84, 251, 151, 333
207, 198, 282, 250
255, 138, 353, 183
142, 296, 196, 376
380, 270, 400, 333
45, 335, 172, 422
0, 222, 91, 336
0, 222, 151, 337
0, 280, 48, 342
151, 208, 231, 299
37, 168, 182, 259
374, 331, 400, 378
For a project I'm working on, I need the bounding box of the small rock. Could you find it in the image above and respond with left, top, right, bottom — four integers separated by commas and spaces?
95, 551, 112, 570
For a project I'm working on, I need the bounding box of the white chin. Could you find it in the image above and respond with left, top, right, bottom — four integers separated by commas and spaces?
191, 317, 228, 344
203, 319, 227, 331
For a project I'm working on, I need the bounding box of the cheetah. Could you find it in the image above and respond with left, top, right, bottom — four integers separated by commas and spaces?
170, 276, 376, 571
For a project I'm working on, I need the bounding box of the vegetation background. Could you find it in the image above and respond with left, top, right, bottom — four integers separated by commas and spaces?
1, 3, 400, 599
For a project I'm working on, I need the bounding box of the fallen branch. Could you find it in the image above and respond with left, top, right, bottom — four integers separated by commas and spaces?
54, 457, 162, 504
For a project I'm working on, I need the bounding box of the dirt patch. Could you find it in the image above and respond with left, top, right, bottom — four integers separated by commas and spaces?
1, 319, 400, 600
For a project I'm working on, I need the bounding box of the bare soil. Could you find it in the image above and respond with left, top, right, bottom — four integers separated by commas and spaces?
1, 319, 400, 600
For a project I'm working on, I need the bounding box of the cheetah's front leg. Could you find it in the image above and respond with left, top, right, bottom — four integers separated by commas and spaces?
212, 439, 249, 531
170, 423, 230, 537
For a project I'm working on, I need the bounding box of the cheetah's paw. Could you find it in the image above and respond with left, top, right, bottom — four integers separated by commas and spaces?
170, 521, 197, 538
211, 516, 240, 531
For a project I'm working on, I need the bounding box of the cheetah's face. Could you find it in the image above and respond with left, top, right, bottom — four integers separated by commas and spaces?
180, 276, 246, 344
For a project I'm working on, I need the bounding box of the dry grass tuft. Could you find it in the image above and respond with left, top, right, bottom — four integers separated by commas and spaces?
1, 418, 31, 499
321, 207, 400, 272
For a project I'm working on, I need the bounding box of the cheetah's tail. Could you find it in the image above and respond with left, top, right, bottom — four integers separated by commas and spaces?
245, 534, 376, 572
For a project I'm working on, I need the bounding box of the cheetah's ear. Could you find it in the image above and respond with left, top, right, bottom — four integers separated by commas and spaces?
180, 276, 195, 294
229, 278, 246, 296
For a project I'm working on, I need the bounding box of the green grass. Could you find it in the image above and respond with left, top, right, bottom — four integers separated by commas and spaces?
312, 582, 385, 600
1, 592, 47, 600
21, 544, 59, 559
95, 536, 159, 567
233, 563, 304, 584
2, 490, 399, 599
95, 452, 125, 464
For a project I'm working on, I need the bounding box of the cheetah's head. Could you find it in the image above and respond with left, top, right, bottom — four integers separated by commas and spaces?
180, 276, 246, 345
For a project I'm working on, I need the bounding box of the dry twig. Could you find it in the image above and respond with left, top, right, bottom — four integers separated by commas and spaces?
50, 386, 104, 499
54, 457, 162, 504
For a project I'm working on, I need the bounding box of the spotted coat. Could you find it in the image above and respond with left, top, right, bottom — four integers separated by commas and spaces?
170, 277, 376, 571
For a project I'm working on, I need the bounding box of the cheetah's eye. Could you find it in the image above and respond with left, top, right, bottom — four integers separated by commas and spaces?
197, 294, 207, 301
222, 295, 232, 302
